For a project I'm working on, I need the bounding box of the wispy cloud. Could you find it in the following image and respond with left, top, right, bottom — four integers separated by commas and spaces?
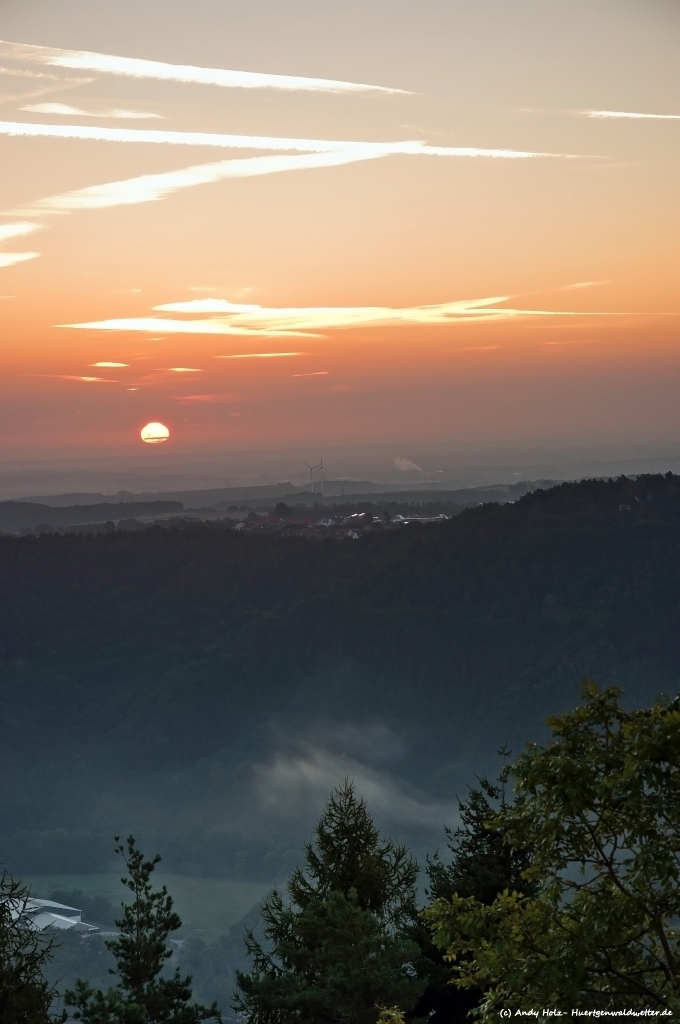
0, 220, 41, 269
0, 65, 93, 106
28, 374, 119, 382
217, 351, 304, 358
0, 251, 39, 268
91, 361, 128, 367
59, 315, 308, 337
292, 371, 329, 376
460, 344, 499, 351
0, 66, 63, 80
153, 295, 604, 331
560, 280, 608, 290
577, 109, 680, 120
175, 393, 241, 403
0, 221, 41, 242
22, 102, 164, 119
59, 295, 615, 337
167, 366, 202, 372
0, 39, 403, 94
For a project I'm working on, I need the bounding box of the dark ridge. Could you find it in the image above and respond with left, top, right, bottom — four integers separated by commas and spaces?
1, 473, 678, 878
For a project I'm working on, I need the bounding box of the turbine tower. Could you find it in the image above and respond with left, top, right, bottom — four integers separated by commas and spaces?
303, 460, 321, 493
318, 457, 328, 497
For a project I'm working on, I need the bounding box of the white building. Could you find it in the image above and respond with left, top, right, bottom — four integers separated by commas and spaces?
9, 897, 99, 933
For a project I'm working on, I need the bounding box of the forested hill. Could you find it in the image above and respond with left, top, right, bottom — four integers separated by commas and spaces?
1, 473, 679, 879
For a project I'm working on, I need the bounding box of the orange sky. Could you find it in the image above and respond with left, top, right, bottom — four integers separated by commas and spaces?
0, 1, 679, 490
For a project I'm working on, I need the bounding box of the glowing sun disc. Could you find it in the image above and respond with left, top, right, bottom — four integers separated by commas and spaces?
140, 421, 169, 444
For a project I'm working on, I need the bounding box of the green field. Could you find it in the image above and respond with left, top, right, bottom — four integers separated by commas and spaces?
26, 873, 269, 942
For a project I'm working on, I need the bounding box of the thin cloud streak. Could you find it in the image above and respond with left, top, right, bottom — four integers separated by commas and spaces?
0, 67, 93, 107
579, 109, 680, 120
154, 295, 603, 331
60, 296, 618, 337
58, 316, 310, 337
0, 251, 39, 268
0, 221, 41, 242
16, 150, 392, 217
0, 39, 403, 94
0, 120, 582, 161
27, 374, 119, 382
174, 393, 242, 401
561, 280, 609, 290
217, 352, 304, 358
175, 393, 240, 404
22, 102, 164, 119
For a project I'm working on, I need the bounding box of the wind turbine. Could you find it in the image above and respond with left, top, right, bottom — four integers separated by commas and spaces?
303, 460, 321, 493
317, 457, 330, 497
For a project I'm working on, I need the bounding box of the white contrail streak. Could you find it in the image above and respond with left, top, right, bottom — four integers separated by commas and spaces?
0, 119, 577, 160
578, 109, 680, 120
218, 352, 303, 358
16, 150, 391, 216
23, 102, 164, 119
0, 221, 41, 242
59, 316, 310, 337
0, 39, 404, 94
0, 252, 40, 268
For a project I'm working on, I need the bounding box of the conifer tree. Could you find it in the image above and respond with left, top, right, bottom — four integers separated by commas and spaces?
412, 762, 534, 1024
234, 781, 424, 1024
0, 871, 64, 1024
427, 762, 534, 907
66, 836, 220, 1024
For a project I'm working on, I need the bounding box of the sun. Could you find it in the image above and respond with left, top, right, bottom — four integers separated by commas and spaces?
140, 421, 170, 444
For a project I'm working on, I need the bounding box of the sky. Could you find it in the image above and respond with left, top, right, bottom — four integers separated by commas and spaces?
0, 0, 679, 494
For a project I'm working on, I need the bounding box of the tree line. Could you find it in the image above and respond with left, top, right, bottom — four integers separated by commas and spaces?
3, 682, 680, 1022
4, 472, 680, 881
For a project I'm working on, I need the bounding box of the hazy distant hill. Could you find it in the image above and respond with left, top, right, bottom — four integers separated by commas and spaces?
14, 478, 556, 510
0, 500, 183, 533
1, 474, 678, 880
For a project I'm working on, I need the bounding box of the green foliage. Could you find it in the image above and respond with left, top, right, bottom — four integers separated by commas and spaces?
234, 782, 424, 1024
0, 871, 64, 1023
427, 764, 534, 907
426, 683, 680, 1016
66, 837, 220, 1024
45, 931, 116, 1015
376, 1007, 405, 1024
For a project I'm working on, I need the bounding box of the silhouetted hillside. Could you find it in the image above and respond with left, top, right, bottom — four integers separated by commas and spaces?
0, 500, 182, 533
1, 474, 679, 878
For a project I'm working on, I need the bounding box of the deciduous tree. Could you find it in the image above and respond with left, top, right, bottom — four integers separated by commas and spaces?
426, 684, 680, 1017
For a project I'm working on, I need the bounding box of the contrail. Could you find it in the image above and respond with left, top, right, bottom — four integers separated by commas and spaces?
0, 39, 405, 94
579, 109, 680, 120
0, 119, 580, 160
14, 150, 392, 216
